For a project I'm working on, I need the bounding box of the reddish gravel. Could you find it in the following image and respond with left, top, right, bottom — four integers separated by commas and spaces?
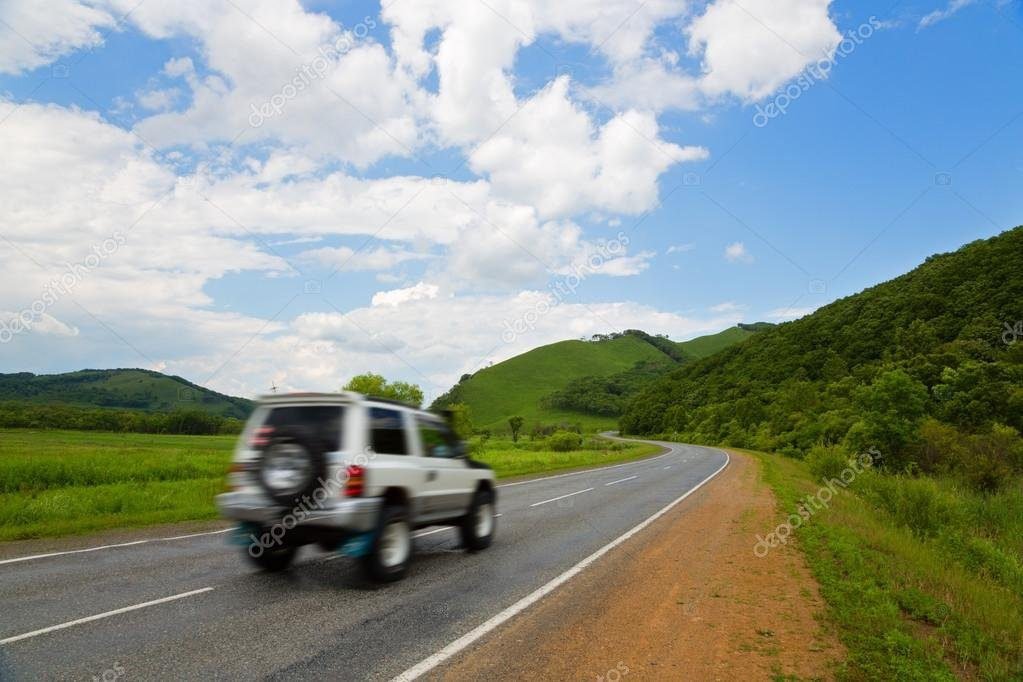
432, 450, 844, 681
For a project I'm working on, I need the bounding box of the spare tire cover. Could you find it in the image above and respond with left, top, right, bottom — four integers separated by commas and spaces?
256, 426, 328, 507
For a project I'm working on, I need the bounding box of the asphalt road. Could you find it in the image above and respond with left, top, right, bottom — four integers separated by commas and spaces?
0, 439, 727, 681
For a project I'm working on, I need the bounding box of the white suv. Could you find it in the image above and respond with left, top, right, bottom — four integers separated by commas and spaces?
216, 392, 496, 582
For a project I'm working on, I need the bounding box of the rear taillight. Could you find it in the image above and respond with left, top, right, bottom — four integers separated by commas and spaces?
249, 426, 274, 447
345, 465, 365, 497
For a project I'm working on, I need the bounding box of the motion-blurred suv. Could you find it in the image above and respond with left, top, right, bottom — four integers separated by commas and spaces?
216, 392, 496, 582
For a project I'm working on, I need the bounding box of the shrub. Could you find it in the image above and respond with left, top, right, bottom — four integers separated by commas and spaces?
805, 443, 855, 482
548, 430, 583, 452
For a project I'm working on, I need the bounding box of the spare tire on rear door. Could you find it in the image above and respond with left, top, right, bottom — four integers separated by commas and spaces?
256, 426, 328, 507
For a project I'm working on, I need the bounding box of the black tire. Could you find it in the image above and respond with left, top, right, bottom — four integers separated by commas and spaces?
245, 543, 298, 572
460, 488, 496, 552
256, 426, 328, 507
362, 505, 412, 583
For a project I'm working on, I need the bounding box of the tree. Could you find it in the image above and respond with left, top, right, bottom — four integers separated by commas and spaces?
508, 415, 524, 442
446, 403, 473, 439
343, 373, 424, 407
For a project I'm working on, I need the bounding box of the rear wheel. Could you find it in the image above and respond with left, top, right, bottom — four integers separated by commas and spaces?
362, 505, 412, 582
460, 488, 495, 551
245, 542, 298, 572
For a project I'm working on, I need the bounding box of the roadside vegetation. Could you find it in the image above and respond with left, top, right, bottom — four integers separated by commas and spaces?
746, 446, 1023, 680
0, 429, 235, 541
0, 429, 658, 541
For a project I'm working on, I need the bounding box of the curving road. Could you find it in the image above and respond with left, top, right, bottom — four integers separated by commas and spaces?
0, 439, 727, 681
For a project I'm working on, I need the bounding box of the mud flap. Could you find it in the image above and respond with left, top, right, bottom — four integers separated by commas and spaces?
340, 531, 374, 557
228, 522, 262, 546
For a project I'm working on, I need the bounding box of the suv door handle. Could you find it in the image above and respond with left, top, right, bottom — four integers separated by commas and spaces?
426, 470, 438, 482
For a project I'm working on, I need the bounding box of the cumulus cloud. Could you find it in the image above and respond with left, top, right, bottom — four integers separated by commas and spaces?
0, 0, 854, 398
687, 0, 842, 102
723, 241, 753, 263
0, 0, 116, 74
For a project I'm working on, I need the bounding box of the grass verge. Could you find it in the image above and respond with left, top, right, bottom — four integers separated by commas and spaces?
738, 447, 1023, 680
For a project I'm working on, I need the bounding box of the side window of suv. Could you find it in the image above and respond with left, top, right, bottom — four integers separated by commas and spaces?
417, 418, 459, 458
369, 407, 409, 455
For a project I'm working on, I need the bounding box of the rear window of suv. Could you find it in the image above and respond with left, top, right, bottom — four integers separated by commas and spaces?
257, 405, 344, 450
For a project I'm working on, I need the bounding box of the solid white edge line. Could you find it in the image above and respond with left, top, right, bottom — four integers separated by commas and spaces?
0, 587, 215, 645
392, 446, 730, 682
528, 487, 594, 508
0, 529, 233, 567
604, 475, 638, 486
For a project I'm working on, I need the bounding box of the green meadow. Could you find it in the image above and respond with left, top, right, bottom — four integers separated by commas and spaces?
0, 429, 659, 541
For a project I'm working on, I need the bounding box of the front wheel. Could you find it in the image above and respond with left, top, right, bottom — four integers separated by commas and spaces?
362, 505, 412, 582
460, 488, 496, 552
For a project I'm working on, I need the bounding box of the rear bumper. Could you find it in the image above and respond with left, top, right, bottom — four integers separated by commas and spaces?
216, 491, 381, 533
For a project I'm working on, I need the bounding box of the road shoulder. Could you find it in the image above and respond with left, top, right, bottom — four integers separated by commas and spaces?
433, 449, 845, 681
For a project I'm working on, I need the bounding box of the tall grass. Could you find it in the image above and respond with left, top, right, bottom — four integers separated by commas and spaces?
0, 429, 234, 540
746, 447, 1023, 679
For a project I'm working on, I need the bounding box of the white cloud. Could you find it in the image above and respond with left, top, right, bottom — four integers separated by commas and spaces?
136, 87, 180, 111
667, 243, 696, 254
919, 0, 978, 28
765, 305, 817, 321
0, 0, 115, 74
470, 78, 708, 218
371, 282, 440, 307
687, 0, 841, 101
723, 241, 753, 263
710, 301, 747, 313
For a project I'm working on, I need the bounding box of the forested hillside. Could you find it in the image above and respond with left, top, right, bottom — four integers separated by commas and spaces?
0, 369, 253, 419
621, 227, 1023, 490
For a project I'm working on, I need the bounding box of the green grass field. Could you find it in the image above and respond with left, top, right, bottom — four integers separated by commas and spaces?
0, 429, 660, 542
744, 448, 1023, 680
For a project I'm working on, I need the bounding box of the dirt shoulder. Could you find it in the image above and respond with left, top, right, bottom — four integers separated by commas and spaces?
433, 450, 844, 681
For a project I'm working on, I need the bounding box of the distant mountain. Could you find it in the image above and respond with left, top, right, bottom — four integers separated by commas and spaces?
0, 369, 254, 419
432, 326, 770, 433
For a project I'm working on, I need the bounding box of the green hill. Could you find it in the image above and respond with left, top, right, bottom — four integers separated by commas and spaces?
0, 369, 254, 419
677, 325, 756, 360
621, 226, 1023, 478
433, 326, 767, 433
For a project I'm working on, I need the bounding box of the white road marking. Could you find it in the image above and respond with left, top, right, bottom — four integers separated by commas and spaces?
0, 529, 232, 567
529, 488, 594, 508
0, 587, 215, 645
392, 447, 730, 681
497, 448, 674, 488
604, 475, 638, 486
663, 465, 672, 470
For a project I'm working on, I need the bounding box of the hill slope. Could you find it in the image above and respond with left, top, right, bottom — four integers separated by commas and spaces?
433, 326, 766, 433
677, 326, 756, 360
0, 369, 254, 419
621, 227, 1023, 472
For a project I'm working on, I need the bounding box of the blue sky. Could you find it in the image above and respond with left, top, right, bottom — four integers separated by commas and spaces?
0, 0, 1020, 399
